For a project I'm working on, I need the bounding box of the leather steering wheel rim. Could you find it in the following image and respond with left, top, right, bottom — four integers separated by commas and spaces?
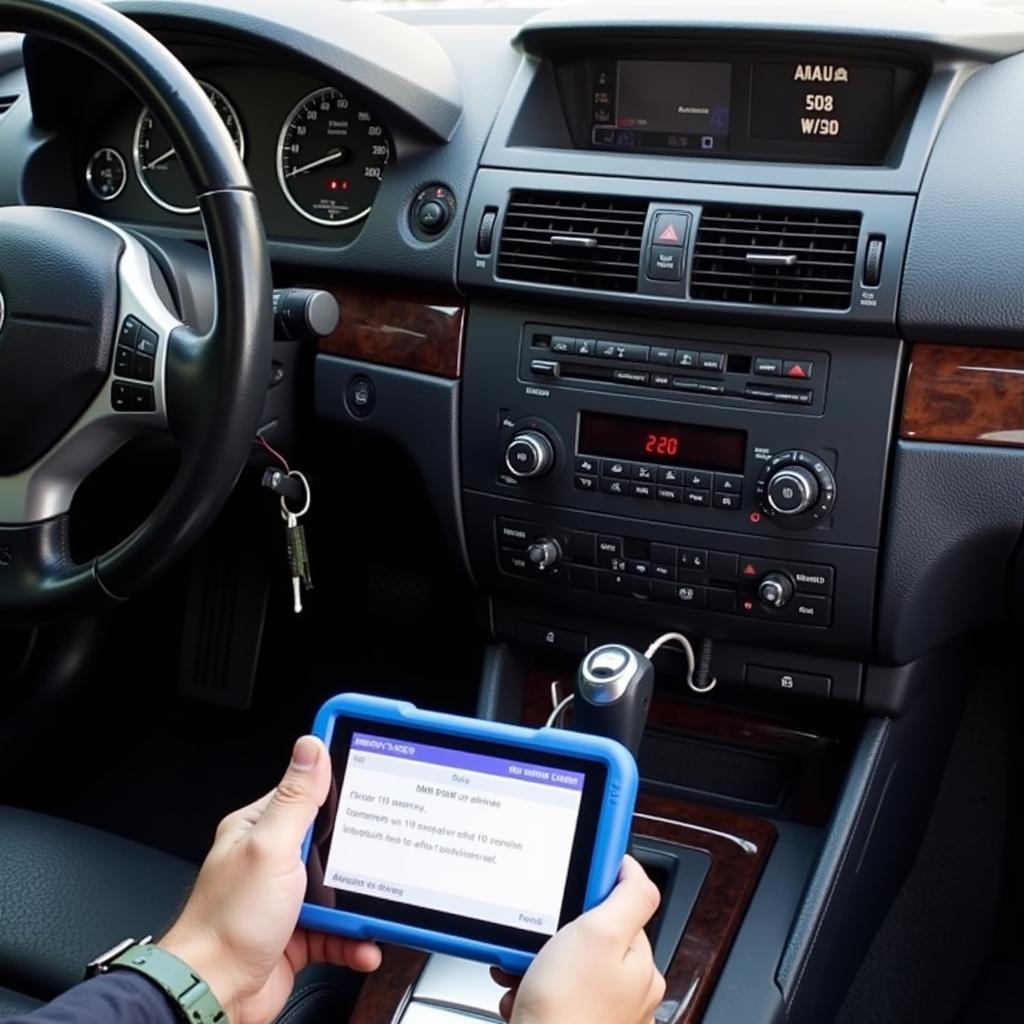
0, 0, 272, 621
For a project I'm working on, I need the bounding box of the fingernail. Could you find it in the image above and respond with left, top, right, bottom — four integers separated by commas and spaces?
291, 736, 319, 771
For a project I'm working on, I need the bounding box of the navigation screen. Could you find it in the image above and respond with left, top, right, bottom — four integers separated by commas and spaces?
320, 730, 587, 936
591, 60, 731, 154
749, 62, 894, 151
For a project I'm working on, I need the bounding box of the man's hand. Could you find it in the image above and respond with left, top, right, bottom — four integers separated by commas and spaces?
491, 855, 665, 1024
160, 736, 381, 1024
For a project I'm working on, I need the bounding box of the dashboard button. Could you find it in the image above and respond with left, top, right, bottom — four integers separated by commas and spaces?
497, 518, 532, 547
516, 622, 589, 655
529, 359, 558, 377
707, 552, 739, 579
785, 596, 832, 625
658, 467, 683, 485
773, 389, 813, 405
498, 547, 530, 575
651, 562, 676, 581
707, 588, 737, 613
602, 460, 630, 478
655, 582, 707, 608
574, 474, 598, 492
576, 455, 599, 474
651, 372, 672, 388
599, 573, 652, 599
683, 470, 712, 489
596, 536, 622, 559
650, 346, 675, 365
655, 485, 681, 502
714, 492, 740, 510
629, 482, 654, 499
753, 357, 782, 376
597, 341, 649, 361
601, 477, 627, 496
675, 349, 699, 368
783, 360, 814, 380
574, 338, 596, 357
698, 352, 725, 372
627, 560, 651, 578
477, 208, 497, 254
746, 665, 831, 698
685, 489, 710, 507
678, 548, 707, 572
789, 565, 834, 595
632, 464, 656, 481
568, 531, 597, 564
671, 377, 700, 392
697, 382, 725, 395
653, 212, 689, 247
613, 369, 650, 385
648, 245, 684, 281
715, 473, 744, 493
549, 337, 574, 355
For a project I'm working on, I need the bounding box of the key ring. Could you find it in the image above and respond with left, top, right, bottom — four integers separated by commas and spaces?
279, 470, 311, 520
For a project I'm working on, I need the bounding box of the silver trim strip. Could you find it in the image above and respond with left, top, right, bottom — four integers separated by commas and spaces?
633, 811, 760, 855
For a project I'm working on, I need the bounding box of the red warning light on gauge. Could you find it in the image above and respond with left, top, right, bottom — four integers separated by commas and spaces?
328, 179, 350, 192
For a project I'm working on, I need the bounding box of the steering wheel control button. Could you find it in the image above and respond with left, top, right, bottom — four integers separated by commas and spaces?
345, 375, 375, 418
112, 382, 131, 411
130, 385, 155, 412
114, 346, 134, 376
136, 325, 158, 356
119, 316, 141, 349
411, 185, 456, 240
747, 666, 832, 699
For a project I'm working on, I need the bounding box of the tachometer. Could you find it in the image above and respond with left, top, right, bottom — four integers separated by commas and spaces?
133, 81, 244, 214
276, 86, 390, 226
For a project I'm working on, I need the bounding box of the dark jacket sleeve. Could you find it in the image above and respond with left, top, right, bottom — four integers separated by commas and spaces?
6, 971, 179, 1024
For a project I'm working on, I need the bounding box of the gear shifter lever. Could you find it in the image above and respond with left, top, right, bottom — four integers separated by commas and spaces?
573, 644, 655, 758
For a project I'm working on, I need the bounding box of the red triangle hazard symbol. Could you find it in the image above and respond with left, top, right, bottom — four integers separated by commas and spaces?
786, 364, 808, 378
657, 223, 680, 243
742, 563, 758, 576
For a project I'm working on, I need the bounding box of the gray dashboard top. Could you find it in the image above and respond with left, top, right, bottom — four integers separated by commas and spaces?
517, 0, 1024, 60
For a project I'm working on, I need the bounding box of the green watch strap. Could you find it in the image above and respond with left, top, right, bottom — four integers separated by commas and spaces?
107, 942, 227, 1024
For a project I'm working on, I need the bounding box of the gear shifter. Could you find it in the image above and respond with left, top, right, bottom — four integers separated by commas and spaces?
572, 644, 655, 758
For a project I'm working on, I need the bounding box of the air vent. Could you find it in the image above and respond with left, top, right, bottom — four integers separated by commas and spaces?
0, 95, 18, 119
691, 205, 862, 310
497, 190, 649, 293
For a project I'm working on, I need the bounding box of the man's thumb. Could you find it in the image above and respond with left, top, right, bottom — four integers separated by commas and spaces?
253, 736, 331, 850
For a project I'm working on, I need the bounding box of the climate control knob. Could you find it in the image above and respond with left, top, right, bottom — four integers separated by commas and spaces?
755, 450, 837, 528
758, 572, 795, 609
527, 538, 562, 569
766, 466, 818, 516
505, 430, 555, 479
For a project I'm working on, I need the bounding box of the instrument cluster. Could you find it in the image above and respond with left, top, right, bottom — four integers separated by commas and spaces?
78, 63, 393, 240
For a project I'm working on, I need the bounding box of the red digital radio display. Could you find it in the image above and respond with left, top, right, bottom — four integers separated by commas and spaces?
578, 412, 746, 471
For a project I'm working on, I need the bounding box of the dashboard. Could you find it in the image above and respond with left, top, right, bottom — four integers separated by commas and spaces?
3, 0, 1024, 702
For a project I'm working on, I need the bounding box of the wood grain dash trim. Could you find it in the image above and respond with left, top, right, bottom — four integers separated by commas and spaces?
316, 284, 465, 379
901, 343, 1024, 446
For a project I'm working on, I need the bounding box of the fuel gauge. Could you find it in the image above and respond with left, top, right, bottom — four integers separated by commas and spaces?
85, 147, 127, 201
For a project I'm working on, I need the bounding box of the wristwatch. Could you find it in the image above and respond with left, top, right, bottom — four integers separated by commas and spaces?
86, 936, 227, 1024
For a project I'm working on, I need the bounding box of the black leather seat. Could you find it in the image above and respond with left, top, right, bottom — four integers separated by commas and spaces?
0, 806, 363, 1021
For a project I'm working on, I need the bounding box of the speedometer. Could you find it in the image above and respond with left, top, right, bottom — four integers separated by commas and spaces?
133, 81, 244, 215
276, 87, 390, 226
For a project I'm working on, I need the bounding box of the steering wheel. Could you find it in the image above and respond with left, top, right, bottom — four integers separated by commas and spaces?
0, 0, 271, 621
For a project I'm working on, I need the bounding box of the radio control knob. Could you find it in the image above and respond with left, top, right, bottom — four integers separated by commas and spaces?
765, 465, 818, 516
527, 537, 562, 569
758, 572, 794, 609
505, 430, 555, 479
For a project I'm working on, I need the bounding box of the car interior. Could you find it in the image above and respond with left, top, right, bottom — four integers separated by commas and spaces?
1, 0, 1024, 1021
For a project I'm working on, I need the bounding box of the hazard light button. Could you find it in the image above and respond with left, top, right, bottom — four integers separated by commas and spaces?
652, 212, 690, 248
783, 360, 814, 380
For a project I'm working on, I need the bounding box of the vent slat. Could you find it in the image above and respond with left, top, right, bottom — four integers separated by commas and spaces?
691, 204, 861, 310
497, 189, 648, 294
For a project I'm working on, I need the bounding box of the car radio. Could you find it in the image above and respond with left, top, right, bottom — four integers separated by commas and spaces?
459, 303, 901, 653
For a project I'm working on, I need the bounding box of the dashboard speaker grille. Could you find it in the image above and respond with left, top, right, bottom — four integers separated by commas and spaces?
691, 204, 862, 310
497, 190, 649, 293
0, 95, 18, 119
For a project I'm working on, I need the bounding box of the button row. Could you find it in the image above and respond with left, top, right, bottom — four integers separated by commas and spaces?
111, 381, 155, 412
534, 333, 725, 373
114, 316, 158, 388
574, 457, 743, 511
753, 357, 814, 381
495, 519, 834, 625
